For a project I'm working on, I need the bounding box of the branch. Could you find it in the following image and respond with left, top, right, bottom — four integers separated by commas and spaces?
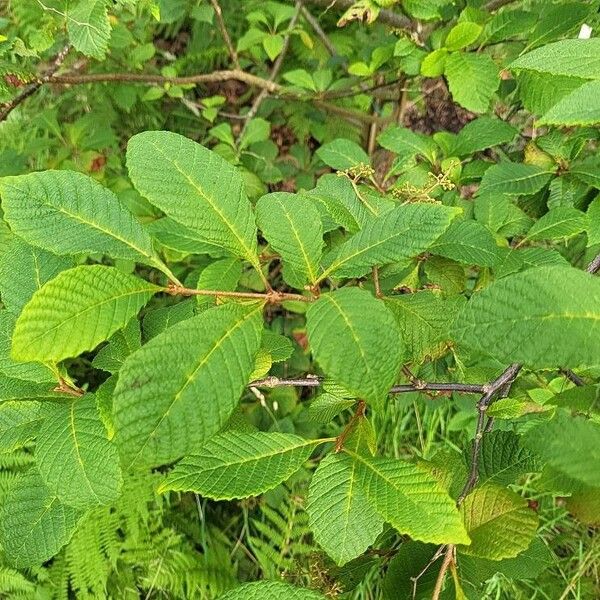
166, 284, 312, 304
0, 44, 70, 122
457, 363, 522, 505
432, 545, 455, 600
300, 4, 339, 57
248, 375, 486, 395
485, 0, 519, 10
587, 253, 600, 274
209, 0, 241, 70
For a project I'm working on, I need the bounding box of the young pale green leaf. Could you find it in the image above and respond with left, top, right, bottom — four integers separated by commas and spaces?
458, 484, 538, 561
12, 265, 158, 364
126, 131, 259, 268
308, 453, 384, 566
306, 288, 402, 406
256, 192, 324, 289
0, 312, 54, 383
384, 292, 464, 363
67, 0, 111, 60
113, 303, 263, 468
445, 22, 482, 51
454, 266, 600, 369
0, 171, 164, 271
0, 238, 73, 315
478, 162, 554, 197
523, 413, 600, 488
525, 207, 588, 241
315, 139, 370, 171
0, 401, 41, 453
321, 203, 460, 280
217, 581, 326, 600
348, 452, 470, 545
36, 396, 122, 509
0, 470, 83, 568
510, 38, 600, 79
477, 431, 537, 487
537, 80, 600, 126
159, 432, 323, 498
445, 52, 498, 113
429, 220, 500, 266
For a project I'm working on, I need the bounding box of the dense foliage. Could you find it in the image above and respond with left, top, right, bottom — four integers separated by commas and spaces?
1, 0, 600, 598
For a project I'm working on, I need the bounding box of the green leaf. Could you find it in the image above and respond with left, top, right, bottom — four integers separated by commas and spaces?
146, 218, 228, 257
525, 207, 588, 241
523, 412, 600, 488
308, 452, 384, 566
377, 126, 437, 162
538, 80, 600, 126
0, 401, 42, 453
348, 452, 470, 545
321, 203, 460, 279
0, 312, 54, 383
36, 396, 122, 509
92, 317, 141, 373
384, 291, 464, 363
263, 33, 284, 61
126, 131, 260, 269
430, 220, 500, 266
453, 266, 600, 369
444, 117, 517, 157
421, 48, 447, 77
0, 470, 83, 568
458, 484, 538, 560
0, 238, 73, 315
316, 139, 370, 171
445, 53, 498, 113
587, 196, 600, 246
0, 171, 164, 271
445, 22, 482, 52
306, 288, 402, 406
260, 331, 293, 363
217, 581, 326, 600
517, 71, 587, 116
283, 69, 317, 91
67, 0, 111, 60
256, 192, 324, 289
511, 39, 600, 79
478, 162, 554, 196
477, 431, 537, 487
12, 265, 157, 364
195, 258, 243, 310
113, 303, 263, 468
160, 431, 322, 498
525, 3, 590, 50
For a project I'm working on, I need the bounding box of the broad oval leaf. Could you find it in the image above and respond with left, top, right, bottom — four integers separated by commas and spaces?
453, 266, 600, 369
308, 452, 384, 566
12, 265, 158, 364
0, 470, 83, 568
0, 401, 42, 453
306, 288, 403, 406
256, 192, 324, 289
429, 220, 500, 266
113, 303, 263, 469
160, 431, 323, 498
321, 203, 460, 280
525, 207, 588, 241
315, 138, 370, 171
126, 131, 260, 268
0, 170, 163, 269
36, 396, 122, 509
458, 484, 538, 560
217, 581, 326, 600
348, 452, 470, 545
0, 237, 73, 315
478, 162, 554, 197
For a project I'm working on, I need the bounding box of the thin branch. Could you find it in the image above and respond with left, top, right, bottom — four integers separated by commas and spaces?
560, 368, 585, 387
0, 44, 70, 122
238, 0, 303, 139
457, 363, 522, 505
586, 253, 600, 274
248, 375, 486, 395
334, 400, 366, 451
300, 4, 339, 57
209, 0, 241, 70
485, 0, 519, 10
166, 284, 312, 304
432, 545, 455, 600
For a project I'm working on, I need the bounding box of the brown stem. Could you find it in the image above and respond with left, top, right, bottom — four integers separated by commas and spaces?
301, 0, 412, 29
334, 400, 366, 452
372, 266, 383, 298
432, 545, 455, 600
300, 4, 339, 57
166, 284, 312, 304
209, 0, 241, 70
